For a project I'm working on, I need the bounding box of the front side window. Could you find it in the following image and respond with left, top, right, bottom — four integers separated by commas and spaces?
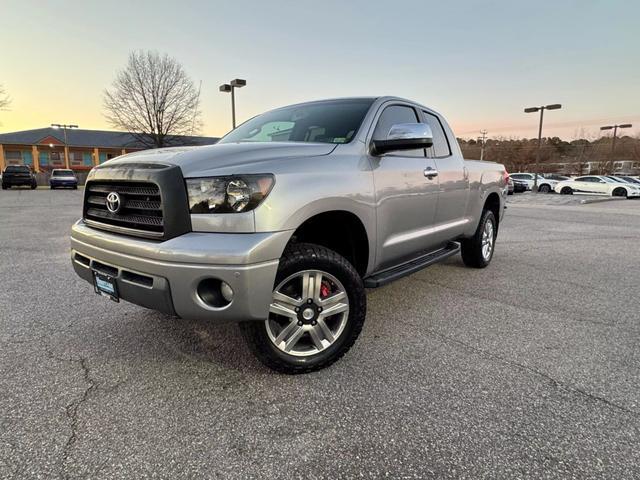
219, 99, 374, 145
372, 105, 423, 157
422, 111, 451, 158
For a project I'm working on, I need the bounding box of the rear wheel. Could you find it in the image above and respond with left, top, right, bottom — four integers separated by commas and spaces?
560, 186, 573, 195
240, 242, 366, 374
461, 209, 497, 269
612, 187, 627, 198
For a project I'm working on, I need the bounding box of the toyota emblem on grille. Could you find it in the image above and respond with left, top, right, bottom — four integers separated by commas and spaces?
106, 192, 122, 214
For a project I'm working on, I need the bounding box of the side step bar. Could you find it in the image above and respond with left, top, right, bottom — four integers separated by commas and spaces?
364, 241, 461, 288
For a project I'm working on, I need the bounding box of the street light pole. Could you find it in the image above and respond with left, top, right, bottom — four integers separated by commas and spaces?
524, 104, 562, 192
600, 123, 632, 173
51, 123, 78, 168
219, 78, 246, 129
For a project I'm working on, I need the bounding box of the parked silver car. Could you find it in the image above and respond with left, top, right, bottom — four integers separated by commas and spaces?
71, 97, 507, 373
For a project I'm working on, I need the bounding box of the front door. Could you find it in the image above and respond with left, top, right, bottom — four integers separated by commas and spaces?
369, 104, 440, 271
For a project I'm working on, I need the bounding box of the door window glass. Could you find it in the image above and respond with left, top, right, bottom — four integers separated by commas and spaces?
422, 111, 451, 158
373, 105, 423, 157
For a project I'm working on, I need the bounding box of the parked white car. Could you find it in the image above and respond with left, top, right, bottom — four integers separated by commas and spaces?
509, 173, 558, 193
554, 175, 640, 198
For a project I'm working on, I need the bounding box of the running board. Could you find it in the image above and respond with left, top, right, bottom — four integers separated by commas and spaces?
364, 241, 461, 288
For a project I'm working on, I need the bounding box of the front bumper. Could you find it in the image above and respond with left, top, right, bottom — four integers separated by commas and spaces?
51, 180, 78, 187
70, 220, 292, 322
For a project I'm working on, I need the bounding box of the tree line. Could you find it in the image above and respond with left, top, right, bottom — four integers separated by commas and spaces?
458, 135, 640, 174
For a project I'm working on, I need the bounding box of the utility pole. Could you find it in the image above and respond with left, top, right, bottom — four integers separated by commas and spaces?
524, 104, 562, 192
600, 123, 632, 174
478, 130, 488, 161
51, 123, 78, 168
219, 78, 247, 129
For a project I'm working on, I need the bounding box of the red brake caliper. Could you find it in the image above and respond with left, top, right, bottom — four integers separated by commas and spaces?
320, 280, 331, 299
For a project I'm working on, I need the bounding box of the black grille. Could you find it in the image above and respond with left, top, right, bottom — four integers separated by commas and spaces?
84, 181, 164, 237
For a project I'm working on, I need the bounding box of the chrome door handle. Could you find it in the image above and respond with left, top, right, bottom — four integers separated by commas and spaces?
424, 168, 438, 179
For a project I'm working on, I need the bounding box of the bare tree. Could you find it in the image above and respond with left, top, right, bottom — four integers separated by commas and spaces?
0, 84, 10, 110
103, 51, 201, 148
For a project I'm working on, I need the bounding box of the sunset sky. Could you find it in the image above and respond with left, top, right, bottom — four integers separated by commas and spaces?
1, 0, 638, 140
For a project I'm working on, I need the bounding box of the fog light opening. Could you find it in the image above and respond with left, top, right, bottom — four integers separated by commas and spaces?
197, 278, 232, 308
220, 281, 234, 303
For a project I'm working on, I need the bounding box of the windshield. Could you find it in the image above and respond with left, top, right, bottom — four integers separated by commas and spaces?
5, 166, 30, 173
218, 99, 375, 145
52, 170, 74, 176
606, 176, 625, 183
620, 176, 640, 184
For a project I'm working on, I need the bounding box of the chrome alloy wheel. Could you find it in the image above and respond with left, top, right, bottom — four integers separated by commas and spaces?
481, 218, 495, 261
265, 270, 349, 357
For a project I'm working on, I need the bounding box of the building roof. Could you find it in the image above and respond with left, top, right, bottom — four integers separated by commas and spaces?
0, 127, 219, 149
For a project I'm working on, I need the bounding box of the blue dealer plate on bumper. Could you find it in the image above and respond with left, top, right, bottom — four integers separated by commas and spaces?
93, 271, 119, 302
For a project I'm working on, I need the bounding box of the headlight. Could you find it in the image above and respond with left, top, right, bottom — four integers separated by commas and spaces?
186, 175, 274, 214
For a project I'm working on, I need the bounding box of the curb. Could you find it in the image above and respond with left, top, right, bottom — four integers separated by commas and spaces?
580, 197, 627, 205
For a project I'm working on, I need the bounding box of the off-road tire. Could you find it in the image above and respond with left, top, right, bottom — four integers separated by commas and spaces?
460, 209, 497, 269
240, 242, 366, 374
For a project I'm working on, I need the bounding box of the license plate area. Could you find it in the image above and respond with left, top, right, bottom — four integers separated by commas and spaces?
93, 271, 119, 302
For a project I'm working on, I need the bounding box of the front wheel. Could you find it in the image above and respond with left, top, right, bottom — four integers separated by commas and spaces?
30, 183, 37, 190
612, 187, 627, 198
460, 209, 497, 268
240, 243, 366, 374
539, 184, 551, 193
560, 187, 573, 195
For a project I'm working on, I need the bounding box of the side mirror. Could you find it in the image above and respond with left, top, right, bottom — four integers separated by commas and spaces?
372, 123, 433, 155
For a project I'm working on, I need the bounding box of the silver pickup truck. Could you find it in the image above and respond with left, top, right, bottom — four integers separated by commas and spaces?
71, 97, 507, 373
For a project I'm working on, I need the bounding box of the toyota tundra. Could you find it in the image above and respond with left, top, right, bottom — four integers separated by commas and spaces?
71, 97, 507, 373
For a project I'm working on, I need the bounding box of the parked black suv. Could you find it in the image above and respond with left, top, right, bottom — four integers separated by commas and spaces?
1, 165, 37, 190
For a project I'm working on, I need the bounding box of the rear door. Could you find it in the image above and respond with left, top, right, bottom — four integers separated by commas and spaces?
420, 109, 469, 240
369, 103, 440, 271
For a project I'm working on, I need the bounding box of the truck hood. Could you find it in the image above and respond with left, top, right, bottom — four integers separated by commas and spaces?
99, 142, 337, 176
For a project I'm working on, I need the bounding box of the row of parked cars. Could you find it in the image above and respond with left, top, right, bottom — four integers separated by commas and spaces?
506, 173, 569, 194
507, 172, 640, 199
1, 166, 78, 190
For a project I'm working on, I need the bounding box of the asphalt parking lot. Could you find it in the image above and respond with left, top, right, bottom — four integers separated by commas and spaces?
1, 189, 640, 479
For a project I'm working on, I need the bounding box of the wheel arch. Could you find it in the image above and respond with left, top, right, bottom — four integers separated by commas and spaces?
286, 210, 371, 277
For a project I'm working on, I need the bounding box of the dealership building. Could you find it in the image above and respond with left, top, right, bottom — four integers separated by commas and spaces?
0, 127, 219, 173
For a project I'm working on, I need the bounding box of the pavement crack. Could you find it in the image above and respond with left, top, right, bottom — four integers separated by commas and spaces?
426, 328, 638, 418
59, 356, 97, 480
